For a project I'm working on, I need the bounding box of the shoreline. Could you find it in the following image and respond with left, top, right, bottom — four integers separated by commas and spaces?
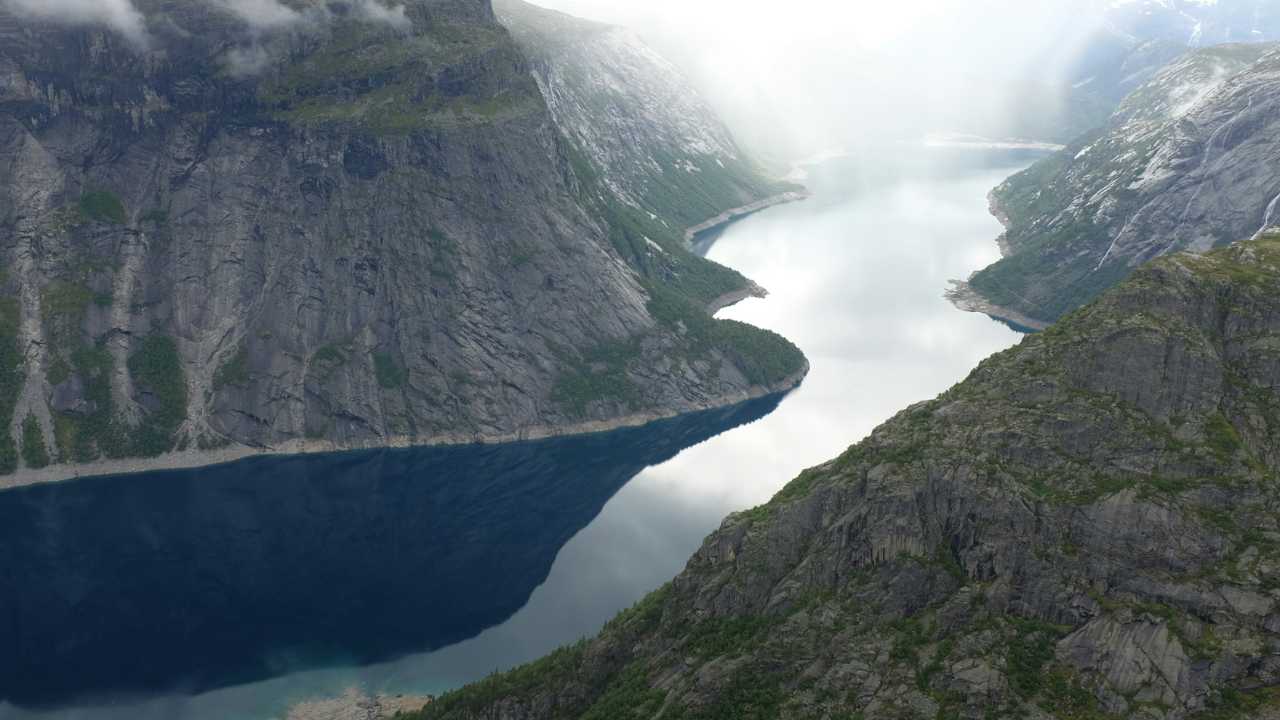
286, 689, 432, 720
0, 363, 810, 492
945, 279, 1049, 332
0, 192, 809, 492
706, 279, 768, 315
987, 188, 1014, 256
946, 180, 1049, 332
683, 190, 810, 244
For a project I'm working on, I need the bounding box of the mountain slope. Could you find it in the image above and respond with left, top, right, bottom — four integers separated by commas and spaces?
0, 0, 806, 484
1008, 0, 1280, 143
413, 234, 1280, 720
494, 0, 797, 237
958, 43, 1280, 326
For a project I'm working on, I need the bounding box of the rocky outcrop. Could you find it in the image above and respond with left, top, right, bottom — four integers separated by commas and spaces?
287, 690, 431, 720
410, 236, 1280, 720
962, 43, 1280, 325
0, 0, 805, 483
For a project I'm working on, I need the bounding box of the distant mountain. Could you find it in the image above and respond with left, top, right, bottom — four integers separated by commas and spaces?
957, 43, 1280, 326
1011, 0, 1280, 142
407, 233, 1280, 720
494, 0, 795, 237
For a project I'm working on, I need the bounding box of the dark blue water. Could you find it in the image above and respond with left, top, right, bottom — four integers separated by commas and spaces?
0, 395, 784, 713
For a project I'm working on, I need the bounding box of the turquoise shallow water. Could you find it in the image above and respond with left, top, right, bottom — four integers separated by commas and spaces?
1, 147, 1040, 720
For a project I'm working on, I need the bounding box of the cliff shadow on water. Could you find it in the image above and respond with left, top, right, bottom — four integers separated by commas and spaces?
0, 393, 786, 710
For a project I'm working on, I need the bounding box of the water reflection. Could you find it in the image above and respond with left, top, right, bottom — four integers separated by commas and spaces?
0, 394, 785, 712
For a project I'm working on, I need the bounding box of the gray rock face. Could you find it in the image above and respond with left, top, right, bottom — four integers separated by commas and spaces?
414, 238, 1280, 720
0, 0, 805, 478
965, 43, 1280, 325
494, 0, 789, 232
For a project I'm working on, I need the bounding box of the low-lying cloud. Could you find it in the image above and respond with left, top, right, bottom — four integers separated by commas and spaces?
214, 0, 410, 31
2, 0, 411, 52
215, 0, 411, 75
214, 0, 302, 30
2, 0, 148, 44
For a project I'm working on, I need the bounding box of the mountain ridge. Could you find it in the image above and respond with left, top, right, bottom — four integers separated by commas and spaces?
956, 42, 1280, 327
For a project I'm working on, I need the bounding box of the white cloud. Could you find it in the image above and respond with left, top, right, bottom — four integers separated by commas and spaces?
213, 0, 302, 30
2, 0, 148, 44
524, 0, 1107, 160
213, 0, 410, 31
349, 0, 410, 29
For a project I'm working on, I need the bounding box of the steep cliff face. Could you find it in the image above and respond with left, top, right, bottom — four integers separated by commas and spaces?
414, 235, 1280, 720
960, 44, 1280, 326
494, 0, 794, 234
0, 0, 805, 482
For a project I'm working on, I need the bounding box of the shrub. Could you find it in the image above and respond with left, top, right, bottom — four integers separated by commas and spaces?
78, 191, 127, 225
20, 414, 49, 469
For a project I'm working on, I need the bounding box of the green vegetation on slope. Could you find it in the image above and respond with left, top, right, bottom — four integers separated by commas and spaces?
410, 237, 1280, 720
0, 297, 22, 473
548, 135, 806, 418
258, 21, 543, 133
78, 191, 127, 225
20, 414, 49, 469
127, 335, 188, 457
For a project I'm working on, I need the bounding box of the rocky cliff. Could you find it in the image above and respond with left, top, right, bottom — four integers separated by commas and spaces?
959, 43, 1280, 326
412, 234, 1280, 720
0, 0, 805, 483
493, 0, 795, 234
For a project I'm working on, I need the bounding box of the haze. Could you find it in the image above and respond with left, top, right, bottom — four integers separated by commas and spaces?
527, 0, 1108, 160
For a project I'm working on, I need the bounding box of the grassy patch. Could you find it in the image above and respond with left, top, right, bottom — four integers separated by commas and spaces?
551, 338, 641, 417
373, 352, 406, 389
213, 347, 250, 390
20, 414, 49, 469
1204, 413, 1242, 458
54, 344, 125, 462
41, 282, 94, 320
0, 298, 22, 474
1007, 619, 1068, 699
78, 191, 127, 225
127, 335, 188, 457
646, 282, 805, 387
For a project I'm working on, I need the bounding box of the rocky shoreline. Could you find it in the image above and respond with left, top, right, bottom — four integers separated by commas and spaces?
683, 190, 810, 244
946, 186, 1049, 331
286, 689, 433, 720
945, 279, 1049, 332
0, 361, 810, 491
705, 279, 768, 315
1, 191, 807, 492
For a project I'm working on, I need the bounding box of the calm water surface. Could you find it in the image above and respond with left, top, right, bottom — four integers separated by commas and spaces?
1, 148, 1038, 720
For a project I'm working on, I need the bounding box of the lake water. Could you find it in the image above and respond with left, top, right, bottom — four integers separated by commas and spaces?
0, 147, 1040, 720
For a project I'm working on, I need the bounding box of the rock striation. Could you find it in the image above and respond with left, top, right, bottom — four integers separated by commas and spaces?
961, 43, 1280, 326
0, 0, 805, 484
411, 236, 1280, 720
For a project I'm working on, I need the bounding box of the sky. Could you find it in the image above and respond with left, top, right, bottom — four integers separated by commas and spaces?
527, 0, 1109, 160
